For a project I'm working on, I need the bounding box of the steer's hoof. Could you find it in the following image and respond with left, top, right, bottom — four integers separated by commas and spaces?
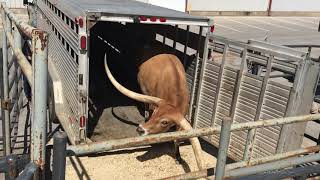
174, 156, 183, 165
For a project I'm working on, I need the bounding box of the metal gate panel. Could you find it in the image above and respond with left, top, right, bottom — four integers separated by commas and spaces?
193, 35, 319, 161
186, 57, 197, 93
211, 67, 239, 150
252, 80, 292, 158
228, 73, 262, 160
195, 60, 220, 128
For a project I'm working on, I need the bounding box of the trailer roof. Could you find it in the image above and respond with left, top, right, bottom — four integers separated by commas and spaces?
49, 0, 212, 26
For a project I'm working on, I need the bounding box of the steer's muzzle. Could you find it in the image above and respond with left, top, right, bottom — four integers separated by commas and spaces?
136, 125, 146, 135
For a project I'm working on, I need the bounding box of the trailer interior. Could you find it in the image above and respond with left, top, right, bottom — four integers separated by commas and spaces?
87, 21, 205, 141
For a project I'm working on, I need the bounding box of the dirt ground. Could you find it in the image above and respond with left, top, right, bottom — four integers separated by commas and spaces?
65, 144, 216, 180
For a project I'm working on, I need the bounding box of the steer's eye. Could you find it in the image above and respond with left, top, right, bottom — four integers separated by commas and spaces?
161, 120, 168, 126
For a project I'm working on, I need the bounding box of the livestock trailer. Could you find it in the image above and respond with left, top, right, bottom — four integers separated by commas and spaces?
33, 0, 319, 161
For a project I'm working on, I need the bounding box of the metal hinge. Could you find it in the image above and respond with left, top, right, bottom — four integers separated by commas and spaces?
78, 90, 87, 103
0, 99, 12, 110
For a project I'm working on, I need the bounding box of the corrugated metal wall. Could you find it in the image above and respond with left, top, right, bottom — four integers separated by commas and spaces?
4, 0, 25, 8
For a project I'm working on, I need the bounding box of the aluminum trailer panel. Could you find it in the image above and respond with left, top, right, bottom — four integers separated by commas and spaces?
46, 0, 212, 25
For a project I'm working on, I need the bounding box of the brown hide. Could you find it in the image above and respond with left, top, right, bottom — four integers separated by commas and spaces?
137, 54, 190, 116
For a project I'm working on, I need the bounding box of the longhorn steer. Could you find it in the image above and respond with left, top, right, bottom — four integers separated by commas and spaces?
104, 53, 205, 170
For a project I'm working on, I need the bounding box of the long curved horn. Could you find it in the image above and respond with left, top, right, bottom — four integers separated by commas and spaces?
104, 53, 162, 104
178, 118, 205, 170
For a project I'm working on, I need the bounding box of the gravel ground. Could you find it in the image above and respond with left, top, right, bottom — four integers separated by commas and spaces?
65, 144, 216, 180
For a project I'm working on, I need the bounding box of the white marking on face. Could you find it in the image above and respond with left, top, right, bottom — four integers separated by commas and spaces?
139, 124, 149, 136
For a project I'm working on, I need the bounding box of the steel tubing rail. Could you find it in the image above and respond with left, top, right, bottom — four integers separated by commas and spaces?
67, 114, 320, 156
15, 163, 38, 180
2, 9, 11, 156
1, 4, 35, 38
161, 145, 320, 180
223, 153, 320, 179
5, 28, 33, 85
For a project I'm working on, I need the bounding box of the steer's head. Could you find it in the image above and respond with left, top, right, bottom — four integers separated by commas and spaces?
136, 101, 185, 135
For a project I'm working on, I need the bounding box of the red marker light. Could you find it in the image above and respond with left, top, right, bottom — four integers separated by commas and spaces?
80, 36, 86, 50
78, 17, 84, 28
80, 116, 86, 128
150, 17, 157, 22
139, 16, 147, 21
210, 25, 215, 32
159, 17, 167, 22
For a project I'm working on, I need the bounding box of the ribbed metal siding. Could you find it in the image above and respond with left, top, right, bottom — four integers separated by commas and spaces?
195, 60, 220, 128
211, 67, 238, 146
186, 57, 197, 93
194, 36, 302, 161
228, 73, 262, 160
253, 80, 291, 158
37, 0, 80, 134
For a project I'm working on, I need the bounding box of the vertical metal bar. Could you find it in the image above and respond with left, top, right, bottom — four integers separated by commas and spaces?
215, 117, 232, 180
243, 55, 274, 160
31, 30, 48, 174
2, 10, 11, 156
52, 132, 67, 180
210, 44, 229, 126
162, 32, 166, 48
230, 49, 248, 118
0, 5, 5, 158
307, 46, 312, 55
277, 58, 320, 153
193, 33, 209, 127
173, 25, 178, 53
267, 0, 273, 16
6, 154, 17, 180
183, 25, 190, 67
188, 26, 203, 121
12, 25, 21, 139
27, 3, 37, 27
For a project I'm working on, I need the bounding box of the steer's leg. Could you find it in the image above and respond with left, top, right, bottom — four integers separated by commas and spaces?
173, 126, 182, 164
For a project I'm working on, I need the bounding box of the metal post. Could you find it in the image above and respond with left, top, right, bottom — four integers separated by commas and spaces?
215, 117, 232, 180
52, 132, 67, 180
13, 25, 21, 128
6, 154, 17, 180
27, 3, 37, 27
16, 163, 38, 180
188, 26, 203, 121
173, 25, 178, 53
31, 29, 48, 175
2, 9, 11, 156
183, 25, 190, 67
